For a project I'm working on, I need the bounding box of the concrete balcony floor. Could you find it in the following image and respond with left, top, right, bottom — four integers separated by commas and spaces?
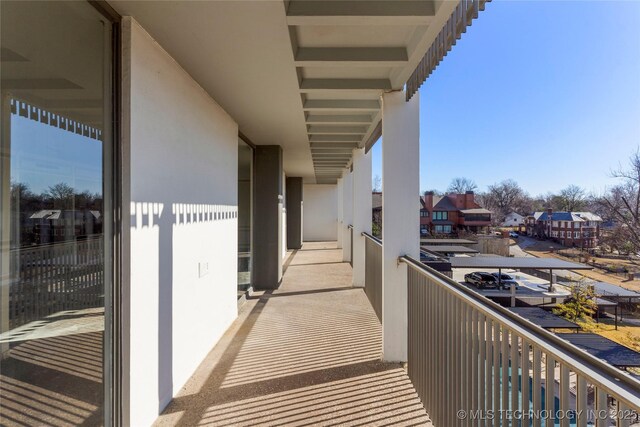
155, 241, 431, 426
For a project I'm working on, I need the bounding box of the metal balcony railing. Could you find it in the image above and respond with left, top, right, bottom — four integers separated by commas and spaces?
8, 236, 104, 328
363, 232, 382, 323
399, 255, 640, 427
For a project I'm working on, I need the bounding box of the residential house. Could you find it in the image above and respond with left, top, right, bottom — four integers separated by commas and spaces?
526, 209, 602, 248
421, 191, 492, 235
502, 212, 525, 229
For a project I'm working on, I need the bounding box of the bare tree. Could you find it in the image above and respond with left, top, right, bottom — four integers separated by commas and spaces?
446, 177, 477, 194
597, 148, 640, 253
372, 175, 381, 192
481, 179, 528, 224
45, 182, 76, 210
557, 185, 587, 211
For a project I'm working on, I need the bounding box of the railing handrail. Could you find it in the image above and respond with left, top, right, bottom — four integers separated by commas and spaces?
361, 232, 382, 247
347, 224, 353, 230
399, 254, 640, 408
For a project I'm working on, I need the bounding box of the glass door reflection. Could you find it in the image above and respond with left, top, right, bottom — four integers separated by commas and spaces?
1, 2, 112, 425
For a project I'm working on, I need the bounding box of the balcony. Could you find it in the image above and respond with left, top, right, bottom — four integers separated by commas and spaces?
153, 242, 431, 426
150, 236, 640, 426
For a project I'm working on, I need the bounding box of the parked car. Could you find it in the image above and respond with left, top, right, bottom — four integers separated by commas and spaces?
464, 272, 498, 289
491, 272, 520, 290
509, 231, 519, 238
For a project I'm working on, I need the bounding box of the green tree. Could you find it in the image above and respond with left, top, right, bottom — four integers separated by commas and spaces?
553, 282, 597, 323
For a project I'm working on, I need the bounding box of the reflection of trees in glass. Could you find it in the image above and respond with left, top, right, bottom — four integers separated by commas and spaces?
10, 181, 103, 247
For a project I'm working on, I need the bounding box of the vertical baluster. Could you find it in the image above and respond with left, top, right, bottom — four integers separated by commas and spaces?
617, 400, 631, 427
423, 272, 429, 413
532, 347, 542, 427
437, 285, 443, 423
479, 312, 486, 425
559, 364, 570, 427
456, 297, 463, 427
31, 248, 37, 323
492, 321, 500, 427
510, 333, 520, 421
594, 388, 608, 427
466, 305, 474, 427
501, 327, 509, 427
469, 308, 475, 426
546, 355, 556, 425
521, 338, 530, 423
576, 375, 587, 427
444, 292, 456, 424
485, 317, 493, 422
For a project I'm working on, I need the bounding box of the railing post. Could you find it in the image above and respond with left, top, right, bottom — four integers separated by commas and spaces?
336, 177, 343, 249
381, 90, 419, 362
351, 148, 371, 288
341, 169, 353, 263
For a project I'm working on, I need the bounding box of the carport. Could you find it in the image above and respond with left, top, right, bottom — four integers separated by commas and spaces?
421, 245, 479, 256
449, 256, 592, 291
420, 238, 476, 245
556, 333, 640, 370
508, 307, 580, 332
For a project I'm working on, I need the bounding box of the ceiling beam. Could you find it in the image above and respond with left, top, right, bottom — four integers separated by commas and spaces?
295, 47, 408, 67
310, 142, 358, 149
300, 79, 391, 93
286, 1, 436, 25
303, 99, 380, 111
306, 114, 372, 124
309, 134, 362, 143
307, 125, 368, 134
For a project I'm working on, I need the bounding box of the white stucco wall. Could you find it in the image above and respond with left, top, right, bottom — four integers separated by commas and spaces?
122, 17, 238, 427
303, 184, 338, 242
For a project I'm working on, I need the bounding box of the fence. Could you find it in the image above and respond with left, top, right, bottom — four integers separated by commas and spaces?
401, 255, 640, 427
8, 236, 104, 329
363, 232, 382, 323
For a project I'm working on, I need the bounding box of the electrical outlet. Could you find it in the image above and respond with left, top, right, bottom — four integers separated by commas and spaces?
199, 262, 209, 278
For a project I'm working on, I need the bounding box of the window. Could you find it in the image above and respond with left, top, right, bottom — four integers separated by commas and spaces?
575, 231, 580, 238
420, 210, 429, 218
1, 2, 114, 423
432, 211, 448, 220
560, 231, 565, 238
435, 225, 452, 234
238, 138, 253, 290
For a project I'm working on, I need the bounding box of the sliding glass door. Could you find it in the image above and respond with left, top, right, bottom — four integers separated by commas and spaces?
0, 1, 114, 425
238, 138, 253, 295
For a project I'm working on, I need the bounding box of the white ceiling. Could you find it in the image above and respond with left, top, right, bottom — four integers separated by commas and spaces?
108, 0, 457, 183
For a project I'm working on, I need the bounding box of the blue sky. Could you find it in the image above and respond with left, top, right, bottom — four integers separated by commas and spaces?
372, 0, 640, 197
11, 115, 103, 195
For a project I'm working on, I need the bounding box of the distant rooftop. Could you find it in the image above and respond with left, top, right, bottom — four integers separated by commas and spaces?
421, 245, 478, 254
420, 238, 476, 245
449, 256, 592, 270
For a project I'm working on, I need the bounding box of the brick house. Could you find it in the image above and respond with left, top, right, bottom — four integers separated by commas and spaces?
525, 209, 602, 248
420, 191, 491, 235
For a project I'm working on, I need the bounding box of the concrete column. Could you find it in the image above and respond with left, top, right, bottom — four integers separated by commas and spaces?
286, 177, 303, 249
352, 148, 372, 288
336, 177, 343, 249
381, 90, 419, 362
341, 169, 353, 263
253, 145, 284, 290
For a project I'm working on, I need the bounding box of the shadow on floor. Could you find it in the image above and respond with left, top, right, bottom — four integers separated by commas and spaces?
154, 242, 430, 426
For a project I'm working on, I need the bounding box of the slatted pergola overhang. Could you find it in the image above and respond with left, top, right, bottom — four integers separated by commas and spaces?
284, 0, 489, 183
